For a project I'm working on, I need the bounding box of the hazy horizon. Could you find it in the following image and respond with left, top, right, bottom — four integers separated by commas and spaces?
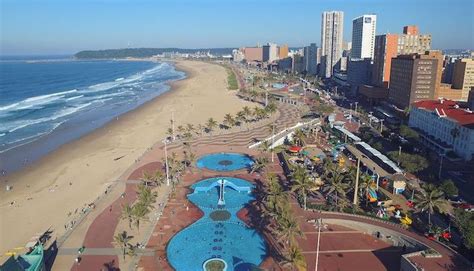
1, 0, 473, 55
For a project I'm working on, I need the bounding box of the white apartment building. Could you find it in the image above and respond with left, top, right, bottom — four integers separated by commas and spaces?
321, 11, 344, 78
409, 99, 474, 160
351, 14, 377, 59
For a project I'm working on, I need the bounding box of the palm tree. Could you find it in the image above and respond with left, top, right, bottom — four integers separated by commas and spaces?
414, 184, 450, 229
121, 204, 134, 229
206, 118, 218, 134
196, 124, 204, 136
250, 157, 268, 174
186, 123, 195, 134
132, 203, 149, 232
188, 151, 197, 172
223, 113, 235, 129
275, 213, 304, 247
114, 231, 133, 260
263, 173, 287, 215
323, 163, 350, 209
152, 170, 165, 187
291, 166, 315, 210
282, 245, 307, 271
166, 127, 173, 139
265, 102, 278, 116
236, 111, 246, 127
242, 106, 252, 121
141, 171, 154, 187
177, 125, 185, 137
293, 129, 305, 146
259, 140, 271, 155
252, 106, 261, 121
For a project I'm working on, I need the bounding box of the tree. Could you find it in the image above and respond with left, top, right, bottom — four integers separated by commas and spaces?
236, 111, 246, 127
223, 113, 235, 129
388, 151, 429, 173
114, 231, 133, 260
265, 102, 277, 115
323, 163, 350, 209
275, 212, 304, 247
121, 204, 134, 229
414, 183, 450, 229
250, 157, 268, 174
439, 179, 458, 198
263, 173, 287, 216
282, 245, 307, 271
453, 208, 474, 250
290, 166, 316, 210
132, 203, 149, 232
259, 140, 271, 155
242, 106, 252, 121
206, 118, 218, 134
400, 125, 419, 140
293, 129, 305, 146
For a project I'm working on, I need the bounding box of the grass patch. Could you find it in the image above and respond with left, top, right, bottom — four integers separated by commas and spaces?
226, 67, 239, 90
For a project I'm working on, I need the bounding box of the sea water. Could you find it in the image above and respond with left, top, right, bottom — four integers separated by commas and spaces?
0, 57, 185, 174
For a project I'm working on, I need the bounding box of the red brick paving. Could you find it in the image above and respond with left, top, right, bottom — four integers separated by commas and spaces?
72, 162, 162, 270
71, 255, 119, 271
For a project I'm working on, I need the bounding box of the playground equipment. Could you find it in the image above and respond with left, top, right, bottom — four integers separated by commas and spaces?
400, 214, 412, 226
367, 183, 378, 203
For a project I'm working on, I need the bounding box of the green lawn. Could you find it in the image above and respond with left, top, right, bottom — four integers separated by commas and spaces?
226, 67, 239, 90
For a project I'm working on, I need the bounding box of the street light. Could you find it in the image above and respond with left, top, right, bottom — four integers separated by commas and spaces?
314, 217, 323, 271
379, 119, 384, 133
354, 102, 358, 114
163, 139, 170, 186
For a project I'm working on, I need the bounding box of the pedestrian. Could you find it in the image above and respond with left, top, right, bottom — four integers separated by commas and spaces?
109, 206, 112, 212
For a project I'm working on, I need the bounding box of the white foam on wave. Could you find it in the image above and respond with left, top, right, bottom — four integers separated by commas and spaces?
5, 102, 92, 133
0, 89, 77, 112
80, 62, 167, 94
66, 95, 84, 101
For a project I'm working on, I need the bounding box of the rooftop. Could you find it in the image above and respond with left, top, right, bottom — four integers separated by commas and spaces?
412, 99, 474, 127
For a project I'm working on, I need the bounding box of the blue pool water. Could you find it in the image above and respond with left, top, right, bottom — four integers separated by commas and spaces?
196, 153, 254, 171
167, 177, 267, 271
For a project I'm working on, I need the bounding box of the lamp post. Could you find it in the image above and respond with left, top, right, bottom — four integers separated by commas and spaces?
171, 110, 176, 141
353, 158, 361, 205
354, 102, 358, 114
163, 139, 170, 186
379, 119, 384, 133
271, 122, 275, 163
314, 217, 323, 271
398, 146, 402, 166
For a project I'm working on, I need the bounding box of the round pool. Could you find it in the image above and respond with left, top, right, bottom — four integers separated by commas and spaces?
196, 153, 254, 171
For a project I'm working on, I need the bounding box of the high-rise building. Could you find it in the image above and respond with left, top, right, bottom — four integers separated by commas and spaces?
452, 58, 474, 101
398, 25, 431, 55
263, 43, 279, 63
320, 11, 344, 78
232, 49, 245, 62
303, 43, 318, 75
243, 47, 263, 62
372, 34, 398, 88
389, 51, 440, 110
279, 45, 289, 59
351, 14, 377, 59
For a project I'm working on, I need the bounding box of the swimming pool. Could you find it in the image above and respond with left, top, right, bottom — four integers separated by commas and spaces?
196, 153, 254, 171
166, 177, 267, 271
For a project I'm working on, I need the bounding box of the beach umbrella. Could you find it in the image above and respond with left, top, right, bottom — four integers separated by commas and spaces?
289, 146, 302, 153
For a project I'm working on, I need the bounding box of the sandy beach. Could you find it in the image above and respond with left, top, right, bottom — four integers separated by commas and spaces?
0, 60, 253, 255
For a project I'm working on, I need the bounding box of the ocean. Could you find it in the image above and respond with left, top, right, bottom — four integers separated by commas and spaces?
0, 57, 185, 174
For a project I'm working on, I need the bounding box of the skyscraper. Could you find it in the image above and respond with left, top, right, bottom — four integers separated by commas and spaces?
452, 58, 474, 100
351, 14, 377, 59
279, 44, 289, 59
320, 11, 344, 78
303, 43, 318, 75
372, 34, 398, 87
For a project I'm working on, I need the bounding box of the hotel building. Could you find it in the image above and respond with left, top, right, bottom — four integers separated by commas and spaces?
409, 99, 474, 160
351, 14, 377, 60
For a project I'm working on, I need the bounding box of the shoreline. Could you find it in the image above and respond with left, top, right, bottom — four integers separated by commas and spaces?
0, 60, 253, 254
0, 59, 182, 175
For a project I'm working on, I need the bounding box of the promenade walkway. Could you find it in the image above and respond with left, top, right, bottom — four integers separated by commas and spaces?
51, 102, 302, 270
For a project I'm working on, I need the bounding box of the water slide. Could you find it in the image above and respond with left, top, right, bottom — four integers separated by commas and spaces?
367, 188, 378, 202
194, 179, 251, 194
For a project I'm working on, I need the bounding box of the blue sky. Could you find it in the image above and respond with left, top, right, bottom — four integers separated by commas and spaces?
1, 0, 473, 55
